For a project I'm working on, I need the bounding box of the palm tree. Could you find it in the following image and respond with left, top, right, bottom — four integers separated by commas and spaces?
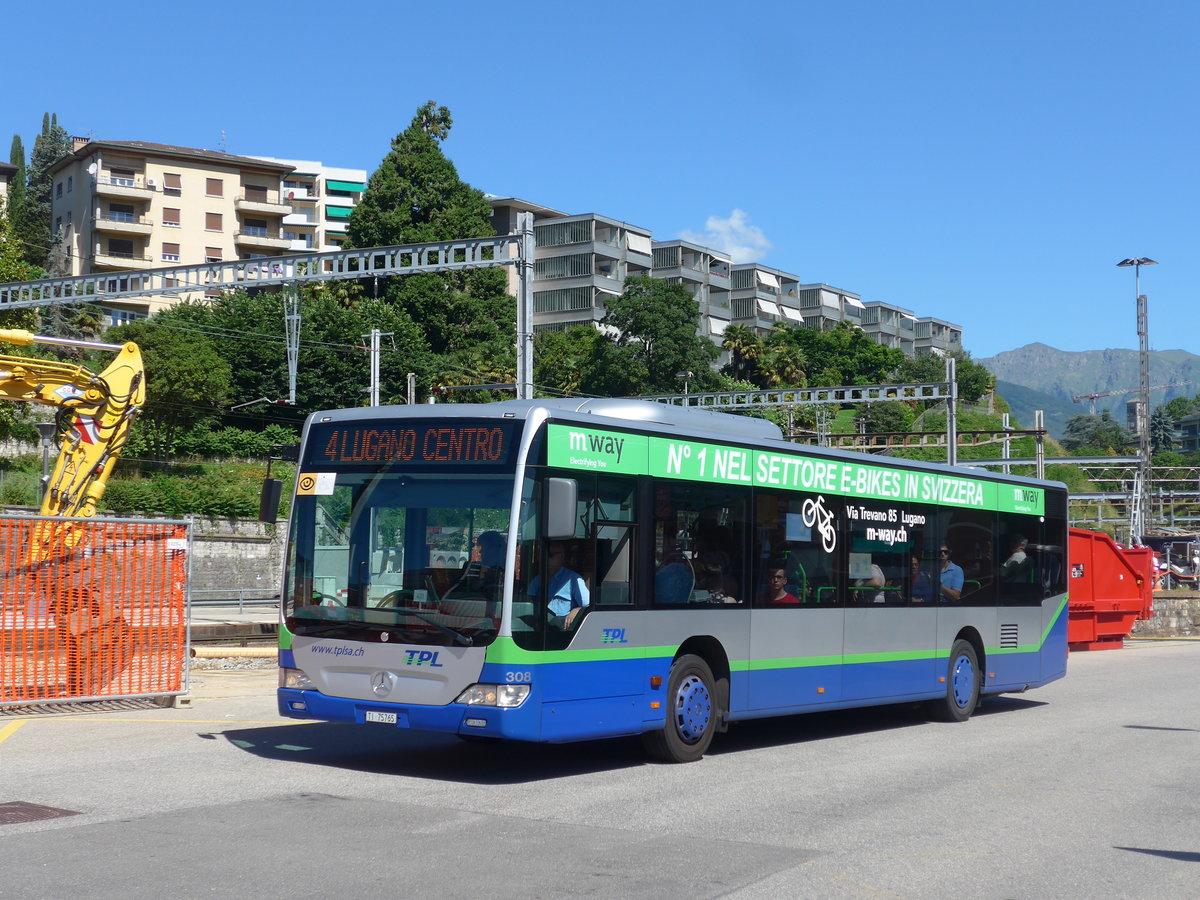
721, 324, 762, 381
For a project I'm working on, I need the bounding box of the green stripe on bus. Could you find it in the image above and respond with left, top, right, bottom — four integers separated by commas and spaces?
485, 637, 677, 666
546, 423, 1045, 515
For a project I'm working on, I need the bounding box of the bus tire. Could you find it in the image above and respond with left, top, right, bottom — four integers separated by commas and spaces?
642, 654, 717, 763
926, 639, 980, 723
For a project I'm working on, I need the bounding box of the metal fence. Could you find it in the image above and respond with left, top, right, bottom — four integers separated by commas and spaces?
0, 515, 190, 706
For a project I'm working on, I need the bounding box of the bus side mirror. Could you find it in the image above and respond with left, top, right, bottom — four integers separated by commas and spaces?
259, 478, 283, 524
546, 478, 577, 540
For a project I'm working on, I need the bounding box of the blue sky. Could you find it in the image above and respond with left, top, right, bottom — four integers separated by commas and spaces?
6, 0, 1195, 360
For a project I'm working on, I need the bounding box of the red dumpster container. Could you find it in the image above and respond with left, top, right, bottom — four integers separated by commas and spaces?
1068, 528, 1154, 651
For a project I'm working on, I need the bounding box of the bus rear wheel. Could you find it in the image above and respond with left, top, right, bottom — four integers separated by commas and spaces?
642, 654, 717, 763
926, 639, 980, 722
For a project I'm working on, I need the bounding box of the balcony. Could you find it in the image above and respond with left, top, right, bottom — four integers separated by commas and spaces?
93, 212, 153, 236
282, 212, 317, 227
94, 248, 153, 270
95, 175, 155, 200
235, 194, 291, 216
235, 227, 291, 250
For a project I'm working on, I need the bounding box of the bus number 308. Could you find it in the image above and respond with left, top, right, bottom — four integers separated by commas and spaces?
504, 671, 532, 683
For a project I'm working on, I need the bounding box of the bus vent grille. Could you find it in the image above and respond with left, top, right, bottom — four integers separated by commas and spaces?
1000, 624, 1019, 649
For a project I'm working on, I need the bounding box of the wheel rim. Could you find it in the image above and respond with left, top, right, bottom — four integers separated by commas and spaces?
951, 653, 976, 709
673, 673, 712, 744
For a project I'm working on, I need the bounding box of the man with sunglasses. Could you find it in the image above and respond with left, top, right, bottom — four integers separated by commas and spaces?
937, 545, 964, 603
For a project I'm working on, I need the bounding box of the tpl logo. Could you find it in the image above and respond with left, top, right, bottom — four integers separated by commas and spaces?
601, 628, 628, 644
404, 650, 444, 667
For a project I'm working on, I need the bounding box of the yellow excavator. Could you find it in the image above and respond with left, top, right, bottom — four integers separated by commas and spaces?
0, 329, 145, 696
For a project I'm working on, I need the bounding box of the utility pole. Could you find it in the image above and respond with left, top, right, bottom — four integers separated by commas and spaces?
1117, 257, 1157, 544
361, 328, 393, 407
516, 211, 535, 401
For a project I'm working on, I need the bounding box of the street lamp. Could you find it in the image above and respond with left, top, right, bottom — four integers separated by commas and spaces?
676, 370, 695, 396
1116, 257, 1157, 545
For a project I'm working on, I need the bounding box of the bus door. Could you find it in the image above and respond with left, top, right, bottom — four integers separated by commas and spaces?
842, 500, 937, 702
747, 490, 845, 710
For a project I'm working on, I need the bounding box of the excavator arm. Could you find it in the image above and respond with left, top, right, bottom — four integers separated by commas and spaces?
0, 329, 144, 519
0, 330, 144, 564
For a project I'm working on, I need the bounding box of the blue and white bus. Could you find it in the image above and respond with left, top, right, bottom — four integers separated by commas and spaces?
278, 399, 1068, 762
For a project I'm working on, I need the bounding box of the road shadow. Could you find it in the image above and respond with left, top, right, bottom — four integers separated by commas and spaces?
211, 721, 647, 783
1115, 846, 1200, 863
213, 694, 1044, 783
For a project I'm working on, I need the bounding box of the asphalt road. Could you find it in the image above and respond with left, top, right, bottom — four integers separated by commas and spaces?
2, 642, 1198, 899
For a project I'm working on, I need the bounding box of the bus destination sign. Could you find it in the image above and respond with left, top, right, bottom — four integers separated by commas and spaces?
306, 421, 516, 466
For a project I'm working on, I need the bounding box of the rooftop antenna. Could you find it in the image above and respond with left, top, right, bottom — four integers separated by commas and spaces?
219, 130, 227, 153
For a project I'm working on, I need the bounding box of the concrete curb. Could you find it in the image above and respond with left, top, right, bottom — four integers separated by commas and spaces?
191, 646, 277, 659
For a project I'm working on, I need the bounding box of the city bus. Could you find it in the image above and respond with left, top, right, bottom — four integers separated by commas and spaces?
277, 399, 1068, 762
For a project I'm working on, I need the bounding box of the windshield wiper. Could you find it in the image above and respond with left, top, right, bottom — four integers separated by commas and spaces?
402, 610, 473, 646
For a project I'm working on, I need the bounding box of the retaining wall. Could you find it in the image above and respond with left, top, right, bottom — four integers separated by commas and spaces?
1132, 593, 1200, 638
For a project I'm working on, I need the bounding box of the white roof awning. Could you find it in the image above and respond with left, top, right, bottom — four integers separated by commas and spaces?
844, 297, 865, 308
626, 232, 652, 255
757, 298, 780, 316
781, 306, 803, 321
708, 318, 729, 335
755, 270, 780, 289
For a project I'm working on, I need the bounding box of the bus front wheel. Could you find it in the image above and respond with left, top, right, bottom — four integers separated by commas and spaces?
926, 639, 980, 722
642, 654, 717, 763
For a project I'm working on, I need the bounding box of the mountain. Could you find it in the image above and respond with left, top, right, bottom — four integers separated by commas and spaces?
979, 343, 1200, 439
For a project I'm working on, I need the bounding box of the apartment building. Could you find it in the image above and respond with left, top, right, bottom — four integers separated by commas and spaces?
862, 300, 917, 356
729, 263, 803, 335
0, 161, 15, 205
48, 140, 295, 323
914, 315, 964, 357
651, 240, 732, 354
496, 196, 965, 362
251, 157, 366, 252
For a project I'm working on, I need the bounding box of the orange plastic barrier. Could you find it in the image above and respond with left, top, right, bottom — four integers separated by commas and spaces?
0, 516, 188, 705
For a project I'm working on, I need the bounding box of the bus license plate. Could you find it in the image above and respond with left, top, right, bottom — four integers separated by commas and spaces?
365, 711, 397, 724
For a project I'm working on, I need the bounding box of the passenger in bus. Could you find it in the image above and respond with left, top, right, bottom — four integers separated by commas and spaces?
528, 541, 590, 628
1001, 535, 1030, 582
910, 555, 933, 603
855, 561, 887, 603
937, 546, 964, 602
763, 566, 800, 605
693, 525, 738, 603
448, 530, 506, 598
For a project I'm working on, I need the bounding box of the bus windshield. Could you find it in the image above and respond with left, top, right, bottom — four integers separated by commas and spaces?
284, 470, 515, 647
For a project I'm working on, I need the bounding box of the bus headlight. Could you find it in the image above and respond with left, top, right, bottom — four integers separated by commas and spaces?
455, 683, 530, 708
280, 667, 315, 690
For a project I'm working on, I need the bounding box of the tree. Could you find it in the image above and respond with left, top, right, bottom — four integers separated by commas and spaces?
0, 199, 38, 330
534, 326, 604, 398
721, 324, 762, 382
104, 320, 233, 458
777, 320, 904, 387
1162, 395, 1200, 422
347, 102, 514, 358
593, 275, 719, 395
13, 113, 71, 269
1149, 406, 1177, 455
1061, 411, 1131, 454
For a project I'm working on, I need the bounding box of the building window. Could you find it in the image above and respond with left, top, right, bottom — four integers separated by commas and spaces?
56, 182, 63, 198
243, 218, 268, 238
162, 242, 180, 262
205, 246, 223, 263
67, 176, 73, 193
206, 178, 223, 197
109, 309, 145, 327
107, 238, 134, 258
244, 184, 269, 204
109, 168, 136, 187
205, 212, 223, 231
163, 173, 182, 195
163, 208, 181, 227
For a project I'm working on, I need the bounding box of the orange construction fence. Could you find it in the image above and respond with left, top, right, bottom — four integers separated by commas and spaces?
0, 515, 189, 706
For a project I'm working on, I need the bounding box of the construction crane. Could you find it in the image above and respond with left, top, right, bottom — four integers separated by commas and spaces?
1072, 381, 1192, 415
